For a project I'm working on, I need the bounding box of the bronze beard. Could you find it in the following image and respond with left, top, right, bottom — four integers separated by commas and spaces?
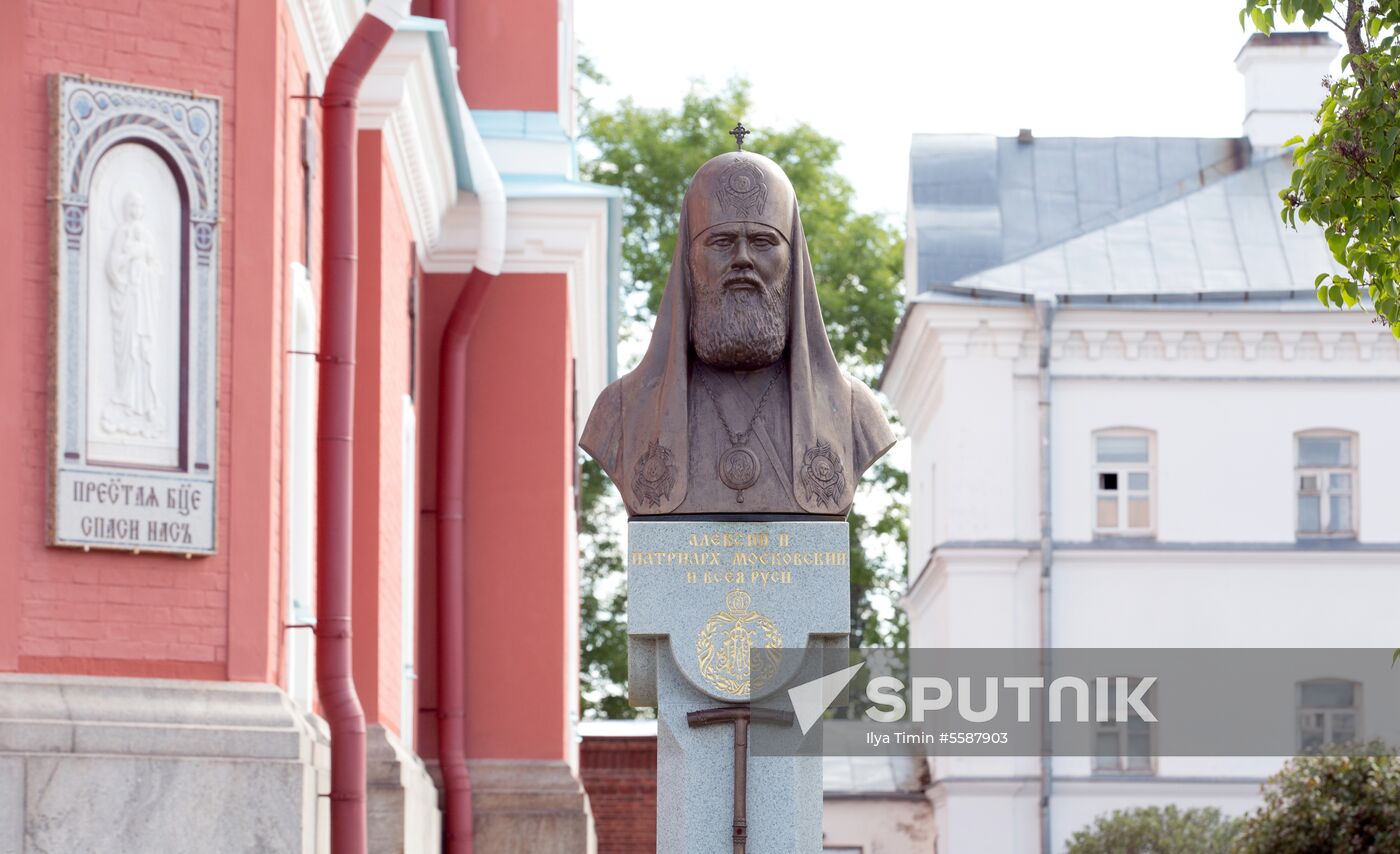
686, 257, 792, 371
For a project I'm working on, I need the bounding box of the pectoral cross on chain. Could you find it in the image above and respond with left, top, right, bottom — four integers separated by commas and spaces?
729, 122, 749, 151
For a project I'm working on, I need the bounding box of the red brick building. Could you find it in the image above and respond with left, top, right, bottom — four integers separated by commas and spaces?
0, 0, 617, 851
579, 723, 660, 853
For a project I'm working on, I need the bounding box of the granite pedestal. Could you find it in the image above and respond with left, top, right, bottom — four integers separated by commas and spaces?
628, 520, 848, 854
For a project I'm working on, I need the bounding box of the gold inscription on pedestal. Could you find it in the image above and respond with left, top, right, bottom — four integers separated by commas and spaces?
630, 527, 846, 586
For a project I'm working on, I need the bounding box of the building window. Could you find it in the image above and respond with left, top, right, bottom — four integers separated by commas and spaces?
1093, 677, 1155, 774
285, 264, 317, 711
1093, 431, 1154, 536
400, 396, 418, 748
1299, 679, 1360, 751
1296, 432, 1356, 537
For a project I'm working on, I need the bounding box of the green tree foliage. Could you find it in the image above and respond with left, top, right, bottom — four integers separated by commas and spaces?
577, 458, 632, 719
1242, 0, 1400, 332
1065, 806, 1241, 854
848, 461, 908, 650
1234, 743, 1400, 853
575, 69, 907, 717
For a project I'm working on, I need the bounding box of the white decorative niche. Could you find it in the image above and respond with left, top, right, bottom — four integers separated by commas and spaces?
49, 75, 221, 555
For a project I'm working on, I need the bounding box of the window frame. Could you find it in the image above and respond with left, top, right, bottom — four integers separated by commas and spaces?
1295, 430, 1358, 539
1091, 676, 1157, 776
1297, 678, 1362, 752
284, 263, 318, 712
1092, 429, 1156, 539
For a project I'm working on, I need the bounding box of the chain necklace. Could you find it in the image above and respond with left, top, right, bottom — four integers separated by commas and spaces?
694, 364, 783, 503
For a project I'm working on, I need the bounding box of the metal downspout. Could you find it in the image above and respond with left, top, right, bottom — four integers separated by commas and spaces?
435, 94, 506, 854
315, 3, 404, 853
428, 0, 457, 48
1035, 296, 1057, 854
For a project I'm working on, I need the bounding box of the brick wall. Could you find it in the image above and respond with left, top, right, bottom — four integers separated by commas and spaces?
13, 0, 241, 679
579, 735, 658, 854
8, 0, 331, 687
352, 128, 415, 738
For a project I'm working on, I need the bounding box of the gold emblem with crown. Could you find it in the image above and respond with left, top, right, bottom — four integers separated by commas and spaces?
696, 588, 783, 697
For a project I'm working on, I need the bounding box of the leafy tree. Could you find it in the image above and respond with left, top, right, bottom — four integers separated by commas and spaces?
577, 458, 632, 719
1241, 0, 1400, 333
848, 461, 909, 650
1234, 743, 1400, 854
575, 69, 907, 717
1065, 806, 1241, 854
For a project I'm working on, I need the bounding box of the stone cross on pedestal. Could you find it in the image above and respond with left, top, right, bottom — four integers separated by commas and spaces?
627, 520, 849, 853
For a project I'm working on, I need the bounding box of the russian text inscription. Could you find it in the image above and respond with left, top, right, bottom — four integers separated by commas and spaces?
49, 75, 220, 554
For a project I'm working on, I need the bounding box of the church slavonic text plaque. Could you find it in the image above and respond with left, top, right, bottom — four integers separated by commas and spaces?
48, 75, 221, 555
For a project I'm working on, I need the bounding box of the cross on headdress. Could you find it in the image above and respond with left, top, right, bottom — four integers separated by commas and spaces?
729, 122, 749, 152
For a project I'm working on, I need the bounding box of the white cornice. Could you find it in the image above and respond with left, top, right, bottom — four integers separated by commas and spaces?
884, 302, 1037, 436
286, 0, 615, 432
356, 26, 457, 255
886, 301, 1400, 418
427, 196, 612, 434
1047, 310, 1400, 378
284, 0, 358, 86
1054, 546, 1400, 566
286, 1, 459, 261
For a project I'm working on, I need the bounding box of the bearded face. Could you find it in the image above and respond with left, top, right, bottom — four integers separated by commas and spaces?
687, 222, 792, 370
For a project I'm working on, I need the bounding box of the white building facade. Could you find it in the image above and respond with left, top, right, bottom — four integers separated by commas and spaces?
883, 32, 1400, 854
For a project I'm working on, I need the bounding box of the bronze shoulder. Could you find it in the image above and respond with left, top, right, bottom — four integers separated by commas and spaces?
579, 378, 625, 484
849, 376, 897, 479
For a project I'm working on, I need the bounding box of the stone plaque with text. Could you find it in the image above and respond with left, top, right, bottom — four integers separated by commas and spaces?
48, 75, 221, 555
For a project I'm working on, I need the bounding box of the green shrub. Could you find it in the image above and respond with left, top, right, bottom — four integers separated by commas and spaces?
1235, 742, 1400, 854
1065, 805, 1240, 854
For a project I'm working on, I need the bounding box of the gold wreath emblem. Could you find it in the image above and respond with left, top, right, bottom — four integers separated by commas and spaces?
696, 589, 783, 697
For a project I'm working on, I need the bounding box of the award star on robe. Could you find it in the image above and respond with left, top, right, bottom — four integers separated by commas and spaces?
580, 147, 895, 516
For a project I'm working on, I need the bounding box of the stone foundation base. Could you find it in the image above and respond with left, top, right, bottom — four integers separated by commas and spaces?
367, 723, 441, 854
0, 673, 329, 854
465, 759, 596, 854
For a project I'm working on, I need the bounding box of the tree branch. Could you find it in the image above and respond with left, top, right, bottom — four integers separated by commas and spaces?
1344, 0, 1367, 56
1321, 13, 1348, 32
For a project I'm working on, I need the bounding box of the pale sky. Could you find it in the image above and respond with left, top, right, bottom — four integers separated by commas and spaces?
575, 0, 1327, 217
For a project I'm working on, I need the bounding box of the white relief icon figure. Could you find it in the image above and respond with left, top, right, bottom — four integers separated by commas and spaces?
101, 191, 165, 438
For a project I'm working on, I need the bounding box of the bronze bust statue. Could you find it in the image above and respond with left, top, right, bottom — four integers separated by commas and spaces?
580, 150, 895, 517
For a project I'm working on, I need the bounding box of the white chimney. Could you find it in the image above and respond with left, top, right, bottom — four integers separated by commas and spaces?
1235, 32, 1338, 150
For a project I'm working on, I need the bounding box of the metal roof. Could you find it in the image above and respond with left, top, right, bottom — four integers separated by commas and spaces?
941, 152, 1342, 297
906, 134, 1314, 295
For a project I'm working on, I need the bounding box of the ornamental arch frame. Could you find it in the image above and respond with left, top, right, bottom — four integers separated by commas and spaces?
48, 74, 221, 555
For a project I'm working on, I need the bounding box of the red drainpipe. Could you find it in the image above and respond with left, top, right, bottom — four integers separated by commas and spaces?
316, 6, 399, 854
436, 268, 495, 853
429, 0, 458, 48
